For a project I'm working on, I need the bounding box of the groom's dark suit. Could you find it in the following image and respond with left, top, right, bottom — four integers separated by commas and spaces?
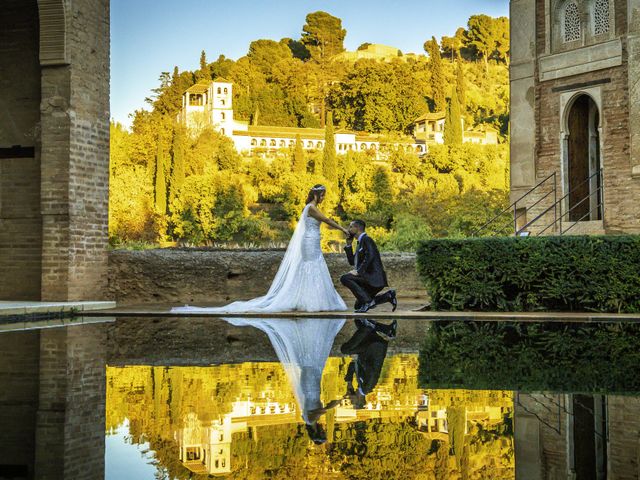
340, 233, 390, 308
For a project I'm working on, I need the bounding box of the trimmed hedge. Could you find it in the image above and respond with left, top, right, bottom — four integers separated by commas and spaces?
418, 321, 640, 393
416, 235, 640, 312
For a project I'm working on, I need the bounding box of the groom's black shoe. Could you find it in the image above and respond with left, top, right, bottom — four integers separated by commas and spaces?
389, 290, 398, 312
355, 300, 376, 313
375, 319, 397, 341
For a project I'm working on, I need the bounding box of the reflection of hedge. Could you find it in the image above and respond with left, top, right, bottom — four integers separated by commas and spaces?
416, 235, 640, 312
418, 321, 640, 393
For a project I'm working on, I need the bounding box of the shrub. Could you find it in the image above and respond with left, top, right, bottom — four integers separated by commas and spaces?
416, 235, 640, 312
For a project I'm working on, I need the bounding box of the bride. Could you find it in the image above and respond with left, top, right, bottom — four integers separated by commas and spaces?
171, 184, 348, 313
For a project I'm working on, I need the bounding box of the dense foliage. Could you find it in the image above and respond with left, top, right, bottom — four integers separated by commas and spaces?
419, 321, 640, 393
416, 235, 640, 312
109, 11, 510, 250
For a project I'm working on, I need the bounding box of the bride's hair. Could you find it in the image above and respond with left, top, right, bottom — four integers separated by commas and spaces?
305, 184, 326, 205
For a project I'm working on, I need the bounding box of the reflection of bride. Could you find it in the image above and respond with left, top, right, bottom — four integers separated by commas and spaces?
171, 184, 347, 314
222, 317, 345, 444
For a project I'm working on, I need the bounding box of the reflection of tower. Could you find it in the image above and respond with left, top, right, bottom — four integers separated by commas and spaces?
210, 79, 233, 137
176, 413, 233, 475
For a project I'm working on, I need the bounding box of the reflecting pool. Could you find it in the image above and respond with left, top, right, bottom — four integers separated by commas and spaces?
1, 316, 639, 479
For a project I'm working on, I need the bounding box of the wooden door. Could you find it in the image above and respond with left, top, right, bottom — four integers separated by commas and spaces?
568, 96, 591, 221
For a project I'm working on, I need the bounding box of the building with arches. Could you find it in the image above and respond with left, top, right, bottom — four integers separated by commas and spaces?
510, 0, 640, 234
179, 79, 427, 157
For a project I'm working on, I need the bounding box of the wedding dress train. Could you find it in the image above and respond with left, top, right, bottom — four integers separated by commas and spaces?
171, 204, 347, 313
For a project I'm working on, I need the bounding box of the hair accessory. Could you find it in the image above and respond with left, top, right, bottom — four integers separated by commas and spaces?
312, 185, 326, 191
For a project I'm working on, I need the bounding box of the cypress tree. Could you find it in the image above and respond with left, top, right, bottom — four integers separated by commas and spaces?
293, 134, 306, 173
323, 111, 337, 181
154, 135, 168, 213
425, 37, 446, 112
444, 88, 463, 145
169, 125, 185, 208
455, 60, 466, 112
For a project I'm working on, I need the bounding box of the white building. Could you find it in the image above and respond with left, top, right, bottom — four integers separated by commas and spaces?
179, 79, 427, 156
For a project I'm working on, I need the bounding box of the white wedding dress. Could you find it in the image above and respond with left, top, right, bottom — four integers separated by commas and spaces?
221, 317, 345, 424
171, 204, 347, 313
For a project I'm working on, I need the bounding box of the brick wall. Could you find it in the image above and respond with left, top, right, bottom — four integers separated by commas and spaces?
0, 331, 40, 478
520, 0, 640, 234
0, 0, 43, 300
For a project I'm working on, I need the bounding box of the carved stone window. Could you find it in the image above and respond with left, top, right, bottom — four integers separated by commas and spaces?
563, 1, 581, 42
593, 0, 610, 35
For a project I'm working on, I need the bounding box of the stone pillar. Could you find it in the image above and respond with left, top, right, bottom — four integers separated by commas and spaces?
628, 0, 640, 177
510, 0, 538, 200
39, 0, 110, 301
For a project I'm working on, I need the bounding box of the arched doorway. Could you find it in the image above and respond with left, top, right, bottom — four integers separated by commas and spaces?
566, 94, 602, 222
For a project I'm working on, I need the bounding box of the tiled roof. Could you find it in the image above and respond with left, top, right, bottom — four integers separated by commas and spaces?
413, 111, 446, 123
186, 83, 210, 94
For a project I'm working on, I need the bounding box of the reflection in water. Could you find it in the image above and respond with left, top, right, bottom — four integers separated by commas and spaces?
106, 315, 516, 479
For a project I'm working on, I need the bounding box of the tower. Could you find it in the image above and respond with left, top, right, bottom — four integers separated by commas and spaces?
209, 79, 234, 137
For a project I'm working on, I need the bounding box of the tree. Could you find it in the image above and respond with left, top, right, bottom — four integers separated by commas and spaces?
323, 111, 337, 182
293, 134, 306, 173
424, 37, 446, 113
247, 39, 292, 74
154, 135, 168, 214
301, 11, 346, 61
467, 15, 498, 71
169, 124, 186, 207
455, 60, 466, 112
196, 50, 210, 82
441, 27, 466, 61
444, 87, 463, 145
495, 17, 510, 64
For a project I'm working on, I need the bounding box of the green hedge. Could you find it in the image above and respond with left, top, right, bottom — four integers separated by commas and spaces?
418, 321, 640, 393
416, 235, 640, 312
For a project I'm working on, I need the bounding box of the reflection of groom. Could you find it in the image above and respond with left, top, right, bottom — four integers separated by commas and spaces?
341, 318, 397, 408
341, 219, 397, 313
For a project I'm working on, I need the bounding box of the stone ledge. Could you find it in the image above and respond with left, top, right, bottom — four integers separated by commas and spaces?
0, 301, 116, 317
538, 39, 622, 81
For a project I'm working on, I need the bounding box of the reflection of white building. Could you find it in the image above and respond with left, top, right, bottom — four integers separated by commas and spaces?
178, 79, 427, 156
174, 400, 297, 475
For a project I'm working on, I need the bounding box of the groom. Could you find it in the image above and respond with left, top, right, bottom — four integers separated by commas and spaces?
340, 219, 397, 313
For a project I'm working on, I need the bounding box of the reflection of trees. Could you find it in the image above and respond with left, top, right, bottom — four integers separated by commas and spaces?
107, 355, 515, 478
419, 321, 640, 393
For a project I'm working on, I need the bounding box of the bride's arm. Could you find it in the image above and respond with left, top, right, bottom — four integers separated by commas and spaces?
308, 205, 348, 233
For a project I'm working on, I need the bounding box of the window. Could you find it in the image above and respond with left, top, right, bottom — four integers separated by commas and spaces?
593, 0, 610, 35
188, 94, 203, 106
289, 140, 295, 146
260, 139, 266, 146
220, 128, 224, 135
279, 140, 286, 147
251, 139, 257, 146
217, 87, 221, 94
317, 141, 323, 148
563, 1, 581, 42
307, 141, 313, 148
270, 139, 276, 147
221, 99, 225, 106
224, 87, 228, 94
221, 112, 225, 120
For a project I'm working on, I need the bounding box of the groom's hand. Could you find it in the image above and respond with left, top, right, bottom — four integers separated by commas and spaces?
349, 270, 358, 276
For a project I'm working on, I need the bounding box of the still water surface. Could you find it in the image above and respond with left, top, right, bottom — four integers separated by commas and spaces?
1, 316, 639, 479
